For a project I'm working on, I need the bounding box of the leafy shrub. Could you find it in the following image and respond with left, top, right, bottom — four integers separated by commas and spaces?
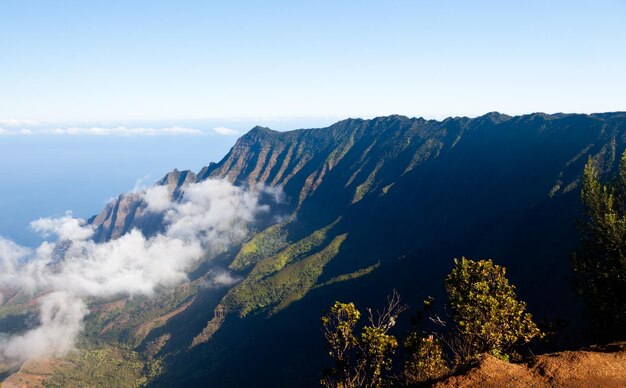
444, 257, 541, 361
321, 291, 406, 388
403, 334, 448, 384
574, 156, 626, 339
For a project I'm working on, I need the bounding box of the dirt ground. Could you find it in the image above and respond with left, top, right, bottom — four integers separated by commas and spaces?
435, 343, 626, 387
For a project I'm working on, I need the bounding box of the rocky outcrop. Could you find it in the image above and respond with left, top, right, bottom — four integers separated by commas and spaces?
88, 169, 196, 242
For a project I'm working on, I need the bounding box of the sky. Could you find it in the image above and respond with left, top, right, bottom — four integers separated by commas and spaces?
1, 0, 625, 122
0, 0, 625, 245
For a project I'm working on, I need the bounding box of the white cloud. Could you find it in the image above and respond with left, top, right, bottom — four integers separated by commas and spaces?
164, 180, 265, 246
0, 128, 34, 136
0, 292, 87, 362
0, 126, 203, 136
144, 185, 171, 213
206, 270, 241, 288
0, 179, 281, 363
0, 237, 32, 275
0, 119, 41, 127
212, 126, 241, 136
30, 212, 94, 241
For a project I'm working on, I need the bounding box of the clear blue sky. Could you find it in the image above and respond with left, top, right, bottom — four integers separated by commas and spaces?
1, 0, 625, 121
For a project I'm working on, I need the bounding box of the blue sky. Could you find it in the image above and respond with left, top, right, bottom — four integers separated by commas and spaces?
1, 0, 625, 122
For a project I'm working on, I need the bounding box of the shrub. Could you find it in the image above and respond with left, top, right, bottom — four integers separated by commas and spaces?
403, 334, 448, 384
321, 291, 406, 388
574, 156, 626, 339
444, 257, 541, 361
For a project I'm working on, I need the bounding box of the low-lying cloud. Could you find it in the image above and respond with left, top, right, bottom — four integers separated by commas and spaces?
0, 292, 87, 361
0, 178, 278, 363
205, 270, 241, 289
0, 119, 41, 127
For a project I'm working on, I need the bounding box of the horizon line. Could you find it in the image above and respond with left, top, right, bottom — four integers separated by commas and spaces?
2, 109, 625, 127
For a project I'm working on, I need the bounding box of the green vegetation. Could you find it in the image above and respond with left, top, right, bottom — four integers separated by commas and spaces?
224, 233, 347, 316
380, 183, 394, 195
246, 220, 338, 282
444, 257, 541, 362
0, 291, 38, 321
229, 224, 288, 271
42, 345, 151, 387
403, 334, 448, 384
574, 155, 626, 339
314, 262, 380, 289
352, 162, 383, 203
404, 138, 444, 173
84, 282, 199, 345
321, 292, 406, 388
321, 258, 541, 386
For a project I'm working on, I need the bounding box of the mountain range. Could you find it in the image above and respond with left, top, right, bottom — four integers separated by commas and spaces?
2, 111, 626, 386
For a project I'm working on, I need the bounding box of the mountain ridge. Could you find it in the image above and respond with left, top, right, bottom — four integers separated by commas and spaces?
17, 111, 626, 386
89, 110, 626, 244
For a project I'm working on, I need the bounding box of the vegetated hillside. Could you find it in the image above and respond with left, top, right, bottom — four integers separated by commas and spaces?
158, 112, 626, 387
3, 112, 626, 387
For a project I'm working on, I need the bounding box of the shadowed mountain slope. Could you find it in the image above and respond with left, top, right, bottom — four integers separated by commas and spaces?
49, 112, 626, 386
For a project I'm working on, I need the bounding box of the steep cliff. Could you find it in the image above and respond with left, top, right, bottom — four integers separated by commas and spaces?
89, 168, 196, 242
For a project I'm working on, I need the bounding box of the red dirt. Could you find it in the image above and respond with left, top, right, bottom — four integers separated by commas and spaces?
435, 343, 626, 387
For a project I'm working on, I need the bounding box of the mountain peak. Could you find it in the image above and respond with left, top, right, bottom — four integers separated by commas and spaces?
238, 126, 277, 143
157, 168, 196, 192
478, 111, 512, 124
249, 125, 274, 134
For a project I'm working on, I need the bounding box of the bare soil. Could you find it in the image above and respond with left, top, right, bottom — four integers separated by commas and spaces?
435, 343, 626, 387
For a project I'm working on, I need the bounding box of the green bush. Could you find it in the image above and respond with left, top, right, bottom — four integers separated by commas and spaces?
403, 334, 448, 384
574, 156, 626, 339
445, 257, 541, 361
321, 292, 405, 388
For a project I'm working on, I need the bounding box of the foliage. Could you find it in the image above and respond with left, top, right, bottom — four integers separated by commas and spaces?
314, 262, 381, 289
83, 282, 198, 345
229, 224, 288, 271
322, 302, 361, 382
321, 258, 542, 386
574, 156, 626, 338
403, 334, 449, 384
43, 345, 148, 387
360, 326, 398, 386
444, 257, 541, 361
224, 234, 347, 316
321, 291, 406, 388
246, 220, 338, 282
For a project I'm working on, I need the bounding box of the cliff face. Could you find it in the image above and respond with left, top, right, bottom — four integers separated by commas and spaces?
200, 117, 467, 207
89, 168, 196, 242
